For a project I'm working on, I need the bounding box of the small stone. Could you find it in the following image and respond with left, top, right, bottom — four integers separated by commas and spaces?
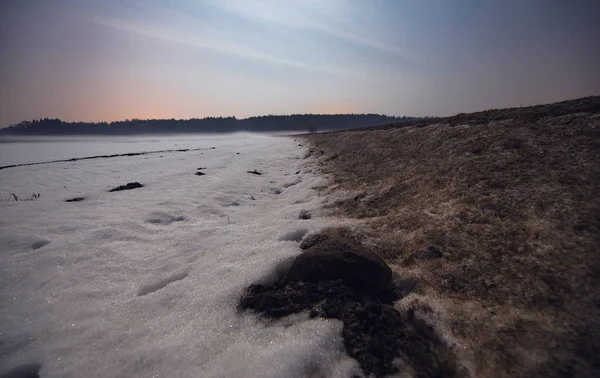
298, 210, 312, 220
412, 245, 444, 260
109, 182, 143, 192
65, 197, 84, 202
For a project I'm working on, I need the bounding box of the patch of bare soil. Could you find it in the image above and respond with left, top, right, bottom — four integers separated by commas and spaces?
65, 197, 84, 202
108, 182, 144, 192
302, 96, 600, 377
239, 229, 461, 377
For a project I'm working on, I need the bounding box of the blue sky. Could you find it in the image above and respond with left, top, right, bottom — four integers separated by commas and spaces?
1, 0, 599, 126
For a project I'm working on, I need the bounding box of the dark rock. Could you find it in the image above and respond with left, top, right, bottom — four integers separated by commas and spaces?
197, 167, 206, 170
247, 170, 262, 175
412, 245, 444, 260
195, 171, 205, 176
285, 235, 392, 293
108, 182, 143, 192
65, 197, 84, 202
298, 210, 312, 220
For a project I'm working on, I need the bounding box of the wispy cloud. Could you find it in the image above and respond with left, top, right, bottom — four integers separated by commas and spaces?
90, 12, 357, 76
208, 0, 416, 62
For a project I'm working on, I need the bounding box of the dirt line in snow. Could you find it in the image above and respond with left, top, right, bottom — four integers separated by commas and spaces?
0, 147, 212, 171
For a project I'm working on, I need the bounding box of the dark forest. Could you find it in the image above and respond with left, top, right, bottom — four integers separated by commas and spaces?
0, 114, 415, 135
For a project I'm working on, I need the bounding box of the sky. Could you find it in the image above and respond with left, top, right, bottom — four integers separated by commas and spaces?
1, 0, 599, 126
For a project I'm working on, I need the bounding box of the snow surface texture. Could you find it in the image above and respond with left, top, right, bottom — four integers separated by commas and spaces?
0, 134, 362, 377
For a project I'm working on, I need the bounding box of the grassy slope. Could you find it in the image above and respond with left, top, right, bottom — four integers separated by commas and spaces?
303, 96, 600, 377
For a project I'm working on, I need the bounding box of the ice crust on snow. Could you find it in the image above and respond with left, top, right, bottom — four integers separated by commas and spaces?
0, 134, 361, 377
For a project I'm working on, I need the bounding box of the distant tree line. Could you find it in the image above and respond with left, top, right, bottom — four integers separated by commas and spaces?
0, 114, 415, 135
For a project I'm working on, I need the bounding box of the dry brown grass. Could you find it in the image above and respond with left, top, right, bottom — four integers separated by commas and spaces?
302, 96, 600, 377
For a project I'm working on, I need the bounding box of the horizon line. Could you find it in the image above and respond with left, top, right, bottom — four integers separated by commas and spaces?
3, 113, 414, 128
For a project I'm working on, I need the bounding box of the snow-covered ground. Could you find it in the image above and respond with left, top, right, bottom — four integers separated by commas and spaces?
0, 134, 361, 377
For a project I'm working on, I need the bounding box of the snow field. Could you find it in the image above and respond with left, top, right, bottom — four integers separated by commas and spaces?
0, 134, 361, 377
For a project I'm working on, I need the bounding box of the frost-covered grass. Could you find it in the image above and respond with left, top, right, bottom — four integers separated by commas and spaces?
0, 134, 360, 377
303, 97, 600, 377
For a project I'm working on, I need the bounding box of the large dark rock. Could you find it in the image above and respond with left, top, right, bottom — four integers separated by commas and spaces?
285, 234, 392, 293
